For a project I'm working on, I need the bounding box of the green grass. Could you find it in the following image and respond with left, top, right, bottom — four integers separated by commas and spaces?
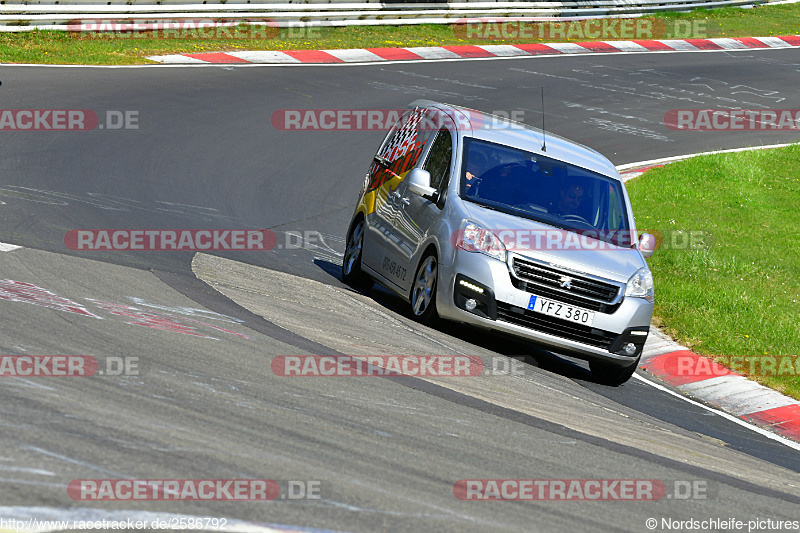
0, 2, 799, 64
626, 145, 800, 400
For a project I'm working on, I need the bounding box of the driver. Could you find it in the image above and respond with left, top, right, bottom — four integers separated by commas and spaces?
464, 150, 488, 194
555, 183, 584, 216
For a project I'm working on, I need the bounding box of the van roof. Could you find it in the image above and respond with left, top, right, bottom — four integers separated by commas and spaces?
410, 99, 620, 179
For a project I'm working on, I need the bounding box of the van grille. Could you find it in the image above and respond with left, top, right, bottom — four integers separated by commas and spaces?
511, 256, 622, 313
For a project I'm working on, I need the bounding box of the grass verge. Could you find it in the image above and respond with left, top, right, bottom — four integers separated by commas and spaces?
0, 2, 799, 64
626, 144, 800, 400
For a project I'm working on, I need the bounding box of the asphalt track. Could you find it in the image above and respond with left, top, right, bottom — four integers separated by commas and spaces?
1, 48, 799, 532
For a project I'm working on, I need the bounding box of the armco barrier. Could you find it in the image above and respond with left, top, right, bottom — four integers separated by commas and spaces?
0, 0, 782, 32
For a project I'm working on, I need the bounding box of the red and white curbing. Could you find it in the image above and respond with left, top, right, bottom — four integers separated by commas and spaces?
146, 35, 800, 64
639, 331, 800, 443
620, 149, 800, 444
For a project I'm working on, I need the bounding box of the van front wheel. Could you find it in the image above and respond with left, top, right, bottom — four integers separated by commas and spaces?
589, 356, 640, 385
410, 253, 439, 325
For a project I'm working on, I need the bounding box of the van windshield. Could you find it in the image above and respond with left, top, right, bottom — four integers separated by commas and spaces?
460, 138, 632, 246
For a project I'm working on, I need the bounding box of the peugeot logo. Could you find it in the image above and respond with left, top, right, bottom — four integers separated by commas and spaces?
559, 276, 573, 290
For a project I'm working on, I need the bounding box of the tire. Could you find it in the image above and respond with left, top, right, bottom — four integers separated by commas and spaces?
410, 252, 439, 324
589, 356, 640, 385
342, 218, 369, 287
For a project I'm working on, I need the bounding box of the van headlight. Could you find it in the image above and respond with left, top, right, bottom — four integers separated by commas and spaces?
456, 221, 506, 262
625, 267, 654, 303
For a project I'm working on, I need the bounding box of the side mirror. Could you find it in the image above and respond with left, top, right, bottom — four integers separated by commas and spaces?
638, 233, 656, 259
407, 168, 437, 199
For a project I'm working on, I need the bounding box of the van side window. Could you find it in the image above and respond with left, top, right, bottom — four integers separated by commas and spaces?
608, 184, 624, 230
424, 128, 454, 191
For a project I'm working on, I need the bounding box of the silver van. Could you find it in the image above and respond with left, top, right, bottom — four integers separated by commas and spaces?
342, 101, 655, 384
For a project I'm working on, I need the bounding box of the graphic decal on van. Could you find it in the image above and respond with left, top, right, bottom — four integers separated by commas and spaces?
363, 108, 431, 214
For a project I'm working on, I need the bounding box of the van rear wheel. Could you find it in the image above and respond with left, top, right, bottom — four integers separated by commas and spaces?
342, 219, 369, 287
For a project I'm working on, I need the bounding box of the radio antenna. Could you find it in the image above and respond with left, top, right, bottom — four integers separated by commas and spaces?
540, 86, 547, 152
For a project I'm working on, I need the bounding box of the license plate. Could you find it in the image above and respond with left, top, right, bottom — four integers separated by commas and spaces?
528, 295, 595, 326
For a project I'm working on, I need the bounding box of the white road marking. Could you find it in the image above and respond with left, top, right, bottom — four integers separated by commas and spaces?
616, 142, 797, 172
229, 51, 301, 63
143, 54, 208, 64
659, 40, 702, 51
710, 38, 751, 50
543, 42, 591, 54
0, 242, 22, 252
0, 465, 55, 476
679, 375, 799, 415
755, 36, 796, 48
633, 373, 800, 451
27, 447, 125, 478
603, 40, 649, 52
324, 49, 385, 62
475, 44, 532, 57
404, 47, 462, 60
